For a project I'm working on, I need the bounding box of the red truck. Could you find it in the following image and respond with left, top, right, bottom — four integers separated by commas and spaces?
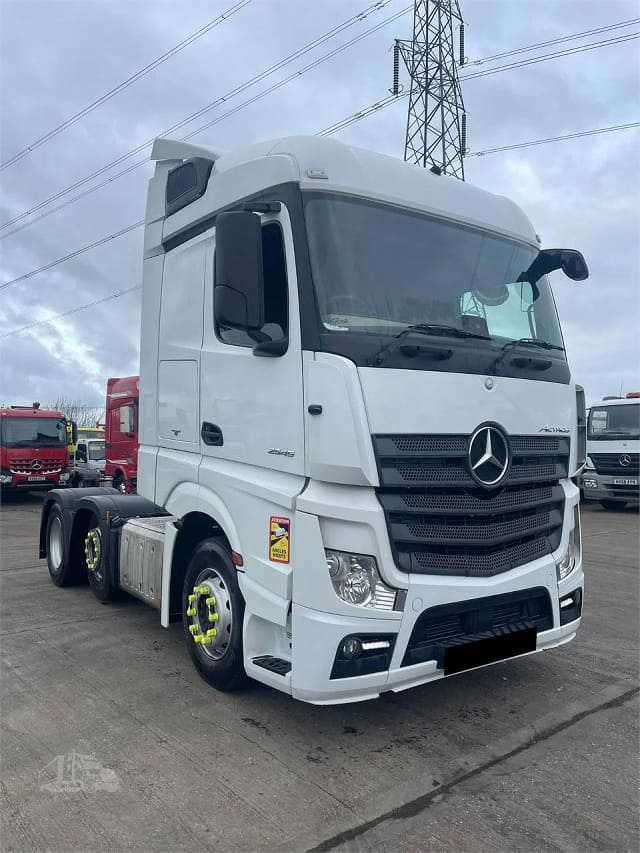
104, 376, 139, 493
0, 403, 73, 492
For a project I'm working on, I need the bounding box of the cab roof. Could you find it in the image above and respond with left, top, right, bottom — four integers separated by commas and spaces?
0, 407, 64, 418
151, 135, 539, 248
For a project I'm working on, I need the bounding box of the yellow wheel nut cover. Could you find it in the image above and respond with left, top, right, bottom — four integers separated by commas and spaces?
186, 607, 196, 617
205, 596, 216, 606
206, 628, 217, 638
189, 624, 199, 635
207, 611, 218, 623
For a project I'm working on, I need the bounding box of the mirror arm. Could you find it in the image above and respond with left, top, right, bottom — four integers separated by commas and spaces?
253, 336, 289, 358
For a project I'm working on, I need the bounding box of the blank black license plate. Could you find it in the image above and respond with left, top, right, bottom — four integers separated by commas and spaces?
444, 627, 537, 676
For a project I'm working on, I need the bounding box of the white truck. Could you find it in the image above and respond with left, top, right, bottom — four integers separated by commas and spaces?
581, 393, 639, 509
39, 135, 588, 704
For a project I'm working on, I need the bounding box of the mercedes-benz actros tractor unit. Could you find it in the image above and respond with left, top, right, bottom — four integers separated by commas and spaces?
39, 135, 588, 704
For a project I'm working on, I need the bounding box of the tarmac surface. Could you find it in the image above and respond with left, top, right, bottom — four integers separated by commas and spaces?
0, 493, 638, 852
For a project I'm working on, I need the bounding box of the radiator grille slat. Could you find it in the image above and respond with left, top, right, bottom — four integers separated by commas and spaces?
374, 433, 568, 577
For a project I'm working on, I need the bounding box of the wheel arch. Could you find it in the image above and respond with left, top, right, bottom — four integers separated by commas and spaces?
162, 484, 241, 625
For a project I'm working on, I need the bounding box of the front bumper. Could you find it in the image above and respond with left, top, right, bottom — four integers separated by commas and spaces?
291, 560, 583, 705
580, 472, 639, 504
1, 473, 61, 490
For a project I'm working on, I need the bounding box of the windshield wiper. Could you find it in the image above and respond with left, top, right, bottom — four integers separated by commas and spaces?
491, 337, 564, 374
369, 324, 491, 367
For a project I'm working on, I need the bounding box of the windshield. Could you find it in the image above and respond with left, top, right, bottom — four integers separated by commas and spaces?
304, 193, 564, 350
0, 417, 67, 448
88, 440, 105, 461
588, 404, 640, 440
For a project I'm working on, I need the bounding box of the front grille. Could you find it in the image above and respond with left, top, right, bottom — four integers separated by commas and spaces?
590, 453, 639, 476
9, 457, 62, 474
374, 433, 569, 577
402, 587, 553, 667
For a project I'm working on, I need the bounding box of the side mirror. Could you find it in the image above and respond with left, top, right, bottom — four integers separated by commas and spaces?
215, 211, 265, 330
70, 420, 78, 445
555, 249, 589, 281
520, 249, 589, 284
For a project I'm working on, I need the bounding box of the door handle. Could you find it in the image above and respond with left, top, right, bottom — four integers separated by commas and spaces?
201, 422, 224, 446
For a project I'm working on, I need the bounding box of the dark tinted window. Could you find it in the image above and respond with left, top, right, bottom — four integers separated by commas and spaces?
166, 163, 197, 204
217, 222, 288, 347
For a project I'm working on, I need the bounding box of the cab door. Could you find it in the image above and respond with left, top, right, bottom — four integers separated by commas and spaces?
199, 205, 305, 481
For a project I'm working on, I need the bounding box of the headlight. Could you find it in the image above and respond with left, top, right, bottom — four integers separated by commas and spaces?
325, 549, 397, 611
556, 505, 582, 580
584, 455, 595, 471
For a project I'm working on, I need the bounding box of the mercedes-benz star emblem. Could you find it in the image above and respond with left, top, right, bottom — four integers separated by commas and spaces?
619, 454, 631, 467
31, 460, 42, 471
468, 425, 510, 487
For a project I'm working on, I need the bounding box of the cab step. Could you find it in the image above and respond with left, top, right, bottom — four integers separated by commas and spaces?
252, 656, 291, 676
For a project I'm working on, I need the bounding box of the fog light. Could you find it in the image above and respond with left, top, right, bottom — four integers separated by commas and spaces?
583, 478, 598, 489
559, 588, 583, 624
0, 474, 12, 485
340, 637, 362, 659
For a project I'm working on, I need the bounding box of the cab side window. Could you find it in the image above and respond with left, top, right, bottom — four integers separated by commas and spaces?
217, 222, 288, 347
118, 405, 135, 434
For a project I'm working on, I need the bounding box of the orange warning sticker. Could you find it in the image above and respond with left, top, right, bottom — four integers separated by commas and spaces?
269, 516, 290, 564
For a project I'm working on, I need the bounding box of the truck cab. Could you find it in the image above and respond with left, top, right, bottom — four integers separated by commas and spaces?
40, 135, 588, 704
1, 404, 70, 492
581, 393, 640, 509
68, 437, 107, 488
104, 376, 139, 493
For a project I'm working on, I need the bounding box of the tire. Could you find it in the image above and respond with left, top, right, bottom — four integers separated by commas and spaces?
85, 522, 119, 602
182, 539, 247, 692
46, 506, 84, 586
112, 472, 126, 493
601, 499, 625, 510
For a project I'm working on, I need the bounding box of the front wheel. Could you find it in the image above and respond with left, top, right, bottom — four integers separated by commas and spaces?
601, 499, 625, 510
182, 539, 247, 692
112, 472, 126, 493
46, 506, 84, 586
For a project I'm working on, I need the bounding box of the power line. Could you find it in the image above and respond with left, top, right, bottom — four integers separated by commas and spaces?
1, 17, 633, 242
0, 222, 142, 291
466, 17, 639, 65
460, 30, 639, 81
0, 0, 252, 172
0, 287, 141, 339
2, 119, 637, 339
0, 0, 401, 235
317, 33, 640, 132
2, 26, 637, 293
467, 122, 640, 156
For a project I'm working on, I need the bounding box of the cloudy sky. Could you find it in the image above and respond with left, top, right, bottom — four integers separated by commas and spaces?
1, 0, 638, 409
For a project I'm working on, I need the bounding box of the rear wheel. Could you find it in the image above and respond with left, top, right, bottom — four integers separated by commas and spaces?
46, 506, 84, 586
601, 499, 625, 510
183, 539, 247, 692
85, 523, 119, 601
